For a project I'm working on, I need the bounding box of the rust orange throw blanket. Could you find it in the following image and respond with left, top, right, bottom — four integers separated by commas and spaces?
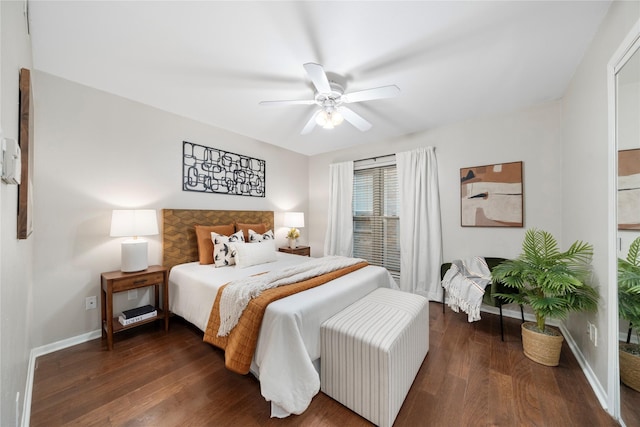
203, 261, 368, 374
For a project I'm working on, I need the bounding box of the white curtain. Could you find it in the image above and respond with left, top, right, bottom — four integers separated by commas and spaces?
396, 147, 442, 299
324, 161, 354, 256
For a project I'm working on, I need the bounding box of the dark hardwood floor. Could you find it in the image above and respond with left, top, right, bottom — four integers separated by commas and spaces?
621, 382, 640, 426
31, 302, 619, 426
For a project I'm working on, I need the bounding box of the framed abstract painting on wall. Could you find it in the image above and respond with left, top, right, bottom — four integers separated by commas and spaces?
460, 161, 523, 227
618, 148, 640, 230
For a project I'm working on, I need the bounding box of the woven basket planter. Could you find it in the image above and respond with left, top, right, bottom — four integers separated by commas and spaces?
620, 343, 640, 392
521, 322, 564, 367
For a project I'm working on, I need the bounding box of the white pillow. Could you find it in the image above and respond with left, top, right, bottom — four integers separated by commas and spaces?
211, 230, 245, 267
248, 228, 275, 243
231, 240, 277, 268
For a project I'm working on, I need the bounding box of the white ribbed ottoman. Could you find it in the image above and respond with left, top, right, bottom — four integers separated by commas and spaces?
320, 288, 429, 427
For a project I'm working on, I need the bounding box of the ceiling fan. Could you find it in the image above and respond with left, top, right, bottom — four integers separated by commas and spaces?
259, 63, 400, 134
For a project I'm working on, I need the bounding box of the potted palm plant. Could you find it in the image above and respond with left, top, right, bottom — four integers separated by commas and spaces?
619, 236, 640, 392
491, 228, 599, 366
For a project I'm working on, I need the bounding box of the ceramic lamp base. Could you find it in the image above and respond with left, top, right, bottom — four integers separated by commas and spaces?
121, 239, 148, 272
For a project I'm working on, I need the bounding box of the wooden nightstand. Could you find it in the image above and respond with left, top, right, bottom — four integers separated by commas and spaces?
279, 245, 311, 257
100, 265, 169, 350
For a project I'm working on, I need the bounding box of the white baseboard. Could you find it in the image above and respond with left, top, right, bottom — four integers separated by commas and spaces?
560, 324, 609, 411
21, 329, 101, 427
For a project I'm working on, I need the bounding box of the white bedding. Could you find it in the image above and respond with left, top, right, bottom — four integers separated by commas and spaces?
169, 252, 398, 417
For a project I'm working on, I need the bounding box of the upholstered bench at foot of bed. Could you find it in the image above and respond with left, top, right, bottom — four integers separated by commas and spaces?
320, 288, 429, 427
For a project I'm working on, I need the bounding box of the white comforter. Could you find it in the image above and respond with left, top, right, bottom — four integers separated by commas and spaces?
169, 252, 398, 417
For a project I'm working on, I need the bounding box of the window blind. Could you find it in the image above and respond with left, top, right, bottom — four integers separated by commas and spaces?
353, 165, 400, 282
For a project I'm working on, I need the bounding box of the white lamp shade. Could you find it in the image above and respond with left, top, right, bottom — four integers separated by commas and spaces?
110, 209, 158, 272
110, 209, 159, 237
283, 212, 305, 228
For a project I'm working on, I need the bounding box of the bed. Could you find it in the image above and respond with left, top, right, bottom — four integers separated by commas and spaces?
162, 209, 398, 417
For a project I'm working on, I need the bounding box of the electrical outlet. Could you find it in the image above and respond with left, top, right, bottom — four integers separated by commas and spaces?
128, 289, 138, 300
85, 296, 97, 310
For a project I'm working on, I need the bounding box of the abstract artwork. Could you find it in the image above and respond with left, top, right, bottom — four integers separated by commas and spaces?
460, 161, 523, 227
183, 141, 265, 197
618, 149, 640, 230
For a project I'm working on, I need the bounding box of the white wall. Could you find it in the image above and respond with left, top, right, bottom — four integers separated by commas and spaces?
309, 102, 563, 263
30, 71, 309, 347
562, 0, 640, 406
0, 1, 33, 426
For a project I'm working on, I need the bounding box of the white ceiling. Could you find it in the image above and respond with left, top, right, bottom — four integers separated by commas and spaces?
28, 1, 611, 156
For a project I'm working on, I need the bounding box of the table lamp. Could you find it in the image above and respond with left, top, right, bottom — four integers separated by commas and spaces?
283, 211, 304, 248
110, 209, 158, 272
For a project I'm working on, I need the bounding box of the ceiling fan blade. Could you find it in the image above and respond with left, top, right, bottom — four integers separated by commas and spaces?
303, 63, 331, 94
301, 110, 320, 135
338, 106, 372, 132
343, 85, 400, 103
259, 99, 316, 106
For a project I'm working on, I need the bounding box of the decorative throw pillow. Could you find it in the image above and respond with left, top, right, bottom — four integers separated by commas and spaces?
232, 240, 277, 268
235, 222, 267, 242
194, 224, 235, 265
248, 228, 275, 243
211, 230, 245, 267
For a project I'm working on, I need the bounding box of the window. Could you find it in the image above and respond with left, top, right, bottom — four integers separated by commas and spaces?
353, 165, 400, 282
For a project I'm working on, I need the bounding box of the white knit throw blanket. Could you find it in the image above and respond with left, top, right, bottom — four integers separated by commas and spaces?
441, 257, 491, 322
217, 255, 365, 337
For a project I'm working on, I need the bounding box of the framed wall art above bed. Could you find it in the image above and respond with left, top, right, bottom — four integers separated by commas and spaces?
182, 141, 265, 197
460, 161, 524, 227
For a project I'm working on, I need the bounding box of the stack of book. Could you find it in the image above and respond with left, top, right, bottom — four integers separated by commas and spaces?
118, 305, 157, 326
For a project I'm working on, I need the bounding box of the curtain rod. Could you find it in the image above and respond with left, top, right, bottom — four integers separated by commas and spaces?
354, 153, 396, 163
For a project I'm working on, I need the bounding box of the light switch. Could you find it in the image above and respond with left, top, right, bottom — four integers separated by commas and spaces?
1, 138, 21, 185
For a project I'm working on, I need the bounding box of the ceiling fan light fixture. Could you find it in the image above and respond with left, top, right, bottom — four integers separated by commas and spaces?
316, 109, 343, 129
331, 111, 344, 126
260, 63, 398, 134
315, 110, 328, 127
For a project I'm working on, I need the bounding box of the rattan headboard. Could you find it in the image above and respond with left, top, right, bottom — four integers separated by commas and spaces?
162, 209, 274, 271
